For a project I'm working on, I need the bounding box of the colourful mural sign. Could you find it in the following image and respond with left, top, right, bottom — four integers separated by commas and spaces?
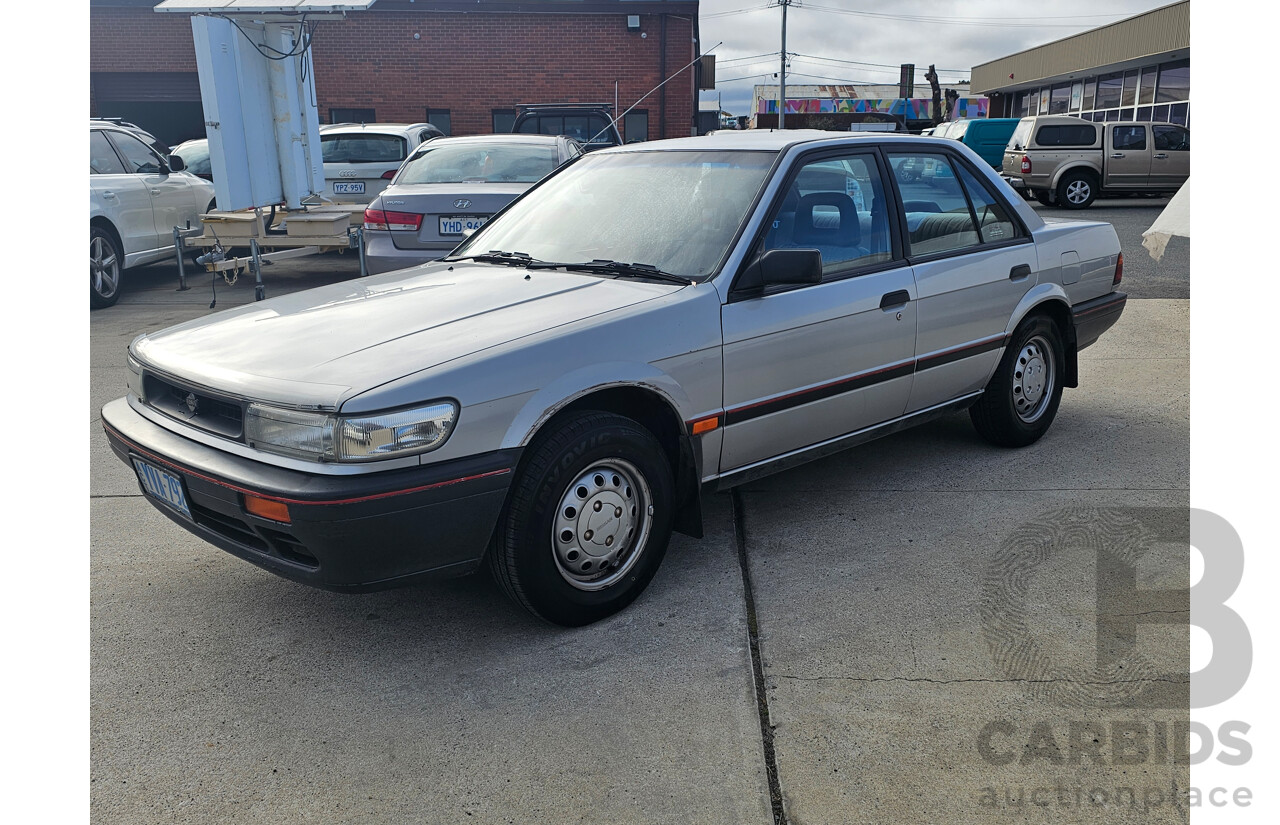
757, 97, 989, 120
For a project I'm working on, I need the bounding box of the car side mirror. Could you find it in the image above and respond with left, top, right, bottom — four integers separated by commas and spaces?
166, 154, 186, 173
733, 248, 822, 298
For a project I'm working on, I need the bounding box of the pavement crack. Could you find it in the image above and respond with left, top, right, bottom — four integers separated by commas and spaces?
732, 488, 788, 825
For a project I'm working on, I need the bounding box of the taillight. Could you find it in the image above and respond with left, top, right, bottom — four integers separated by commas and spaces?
1114, 252, 1123, 286
381, 170, 397, 180
1020, 155, 1032, 174
363, 208, 423, 232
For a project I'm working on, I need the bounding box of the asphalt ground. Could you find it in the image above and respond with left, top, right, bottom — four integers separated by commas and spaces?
91, 200, 1189, 823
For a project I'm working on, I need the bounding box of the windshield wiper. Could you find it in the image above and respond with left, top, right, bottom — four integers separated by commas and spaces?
443, 250, 538, 266
526, 259, 693, 286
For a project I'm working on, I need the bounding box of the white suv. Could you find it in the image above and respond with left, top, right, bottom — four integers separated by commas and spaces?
90, 120, 216, 308
319, 122, 445, 204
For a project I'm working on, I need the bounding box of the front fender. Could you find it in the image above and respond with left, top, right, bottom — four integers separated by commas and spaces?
500, 361, 694, 450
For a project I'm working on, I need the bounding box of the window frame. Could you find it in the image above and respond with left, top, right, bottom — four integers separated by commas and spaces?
104, 129, 165, 174
90, 129, 130, 175
885, 147, 1032, 267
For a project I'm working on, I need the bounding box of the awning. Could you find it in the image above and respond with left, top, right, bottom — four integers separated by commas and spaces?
1141, 179, 1189, 262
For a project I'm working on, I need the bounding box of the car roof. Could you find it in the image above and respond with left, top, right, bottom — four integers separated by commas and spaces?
596, 129, 954, 154
414, 134, 564, 146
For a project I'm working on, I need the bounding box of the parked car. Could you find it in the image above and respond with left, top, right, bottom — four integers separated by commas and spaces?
513, 103, 621, 151
171, 138, 213, 181
320, 122, 445, 204
102, 130, 1126, 625
950, 117, 1021, 170
96, 117, 170, 156
1001, 115, 1190, 208
363, 134, 582, 274
90, 120, 217, 308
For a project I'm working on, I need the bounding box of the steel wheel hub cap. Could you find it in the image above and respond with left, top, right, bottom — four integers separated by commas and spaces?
1012, 336, 1053, 422
552, 459, 652, 591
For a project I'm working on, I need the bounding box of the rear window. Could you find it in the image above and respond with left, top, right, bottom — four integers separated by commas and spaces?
320, 134, 407, 164
1034, 124, 1097, 147
1007, 121, 1033, 150
397, 143, 560, 184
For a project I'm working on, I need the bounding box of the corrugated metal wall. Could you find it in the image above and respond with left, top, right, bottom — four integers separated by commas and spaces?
972, 1, 1189, 93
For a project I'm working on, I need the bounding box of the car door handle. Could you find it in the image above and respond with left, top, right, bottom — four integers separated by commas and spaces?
1154, 153, 1168, 159
880, 290, 911, 309
151, 189, 162, 195
1009, 264, 1032, 281
1110, 153, 1125, 159
101, 190, 118, 199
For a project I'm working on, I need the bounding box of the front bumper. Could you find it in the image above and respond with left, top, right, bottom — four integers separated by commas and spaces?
102, 397, 518, 592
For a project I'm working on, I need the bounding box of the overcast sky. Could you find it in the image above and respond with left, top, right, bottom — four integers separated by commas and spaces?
696, 0, 1179, 116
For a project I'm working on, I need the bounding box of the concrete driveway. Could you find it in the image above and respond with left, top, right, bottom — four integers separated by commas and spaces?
92, 213, 1189, 824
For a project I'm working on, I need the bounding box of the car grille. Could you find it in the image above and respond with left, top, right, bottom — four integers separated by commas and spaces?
143, 374, 244, 440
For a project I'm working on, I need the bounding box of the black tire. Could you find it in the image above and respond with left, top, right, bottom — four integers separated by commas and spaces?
1055, 170, 1097, 210
90, 225, 122, 309
488, 411, 675, 626
1033, 190, 1056, 206
970, 315, 1065, 448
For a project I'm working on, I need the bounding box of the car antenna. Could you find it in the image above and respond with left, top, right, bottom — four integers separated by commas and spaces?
586, 41, 723, 146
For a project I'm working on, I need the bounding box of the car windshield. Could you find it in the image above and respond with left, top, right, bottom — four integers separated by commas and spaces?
321, 134, 407, 164
1007, 121, 1033, 150
397, 142, 560, 184
452, 150, 776, 281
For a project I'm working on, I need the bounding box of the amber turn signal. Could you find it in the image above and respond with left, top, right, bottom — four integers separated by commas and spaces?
690, 415, 720, 436
244, 494, 291, 523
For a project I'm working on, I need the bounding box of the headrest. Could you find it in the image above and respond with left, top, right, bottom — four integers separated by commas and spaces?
794, 192, 860, 246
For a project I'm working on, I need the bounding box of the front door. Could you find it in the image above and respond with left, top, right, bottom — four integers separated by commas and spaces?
719, 150, 917, 473
1150, 124, 1190, 189
1105, 124, 1153, 191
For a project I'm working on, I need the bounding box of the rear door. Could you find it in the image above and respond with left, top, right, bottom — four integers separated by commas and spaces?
91, 129, 155, 254
321, 132, 408, 203
1150, 125, 1190, 189
1104, 124, 1153, 190
885, 150, 1037, 413
719, 149, 917, 473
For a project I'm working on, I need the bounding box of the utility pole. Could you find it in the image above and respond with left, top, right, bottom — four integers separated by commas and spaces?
778, 0, 791, 129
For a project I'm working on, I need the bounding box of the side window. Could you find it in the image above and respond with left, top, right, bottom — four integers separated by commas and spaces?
109, 131, 163, 174
956, 166, 1019, 244
1153, 125, 1189, 151
887, 153, 981, 257
90, 130, 127, 175
762, 153, 893, 275
1034, 124, 1097, 147
1113, 125, 1147, 151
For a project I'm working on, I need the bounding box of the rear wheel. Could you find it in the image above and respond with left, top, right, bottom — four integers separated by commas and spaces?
970, 315, 1064, 447
1056, 171, 1097, 209
488, 411, 675, 626
90, 226, 122, 309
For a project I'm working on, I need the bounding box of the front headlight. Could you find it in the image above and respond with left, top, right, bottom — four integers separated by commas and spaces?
245, 400, 458, 463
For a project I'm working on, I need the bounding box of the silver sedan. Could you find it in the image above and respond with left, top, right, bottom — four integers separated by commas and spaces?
103, 130, 1126, 625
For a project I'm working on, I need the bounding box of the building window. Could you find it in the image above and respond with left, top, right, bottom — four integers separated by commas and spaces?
492, 109, 516, 134
1070, 82, 1083, 112
1049, 84, 1071, 114
623, 110, 648, 142
1169, 102, 1189, 126
1082, 80, 1096, 112
1138, 67, 1157, 105
330, 107, 375, 124
1095, 73, 1123, 110
1039, 88, 1050, 114
425, 108, 452, 136
1121, 71, 1139, 107
1156, 60, 1190, 104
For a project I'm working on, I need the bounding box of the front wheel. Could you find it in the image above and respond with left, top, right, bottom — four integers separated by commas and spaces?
970, 316, 1065, 447
90, 226, 122, 309
488, 411, 675, 626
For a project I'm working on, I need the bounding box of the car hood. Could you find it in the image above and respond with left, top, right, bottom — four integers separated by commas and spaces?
133, 263, 679, 409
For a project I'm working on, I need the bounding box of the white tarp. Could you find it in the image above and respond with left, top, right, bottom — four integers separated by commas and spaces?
1141, 179, 1190, 261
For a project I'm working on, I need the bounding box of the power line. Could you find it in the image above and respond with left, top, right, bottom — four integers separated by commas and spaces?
702, 4, 773, 20
790, 52, 967, 75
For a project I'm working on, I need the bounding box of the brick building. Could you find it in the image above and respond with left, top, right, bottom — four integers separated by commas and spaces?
89, 0, 700, 147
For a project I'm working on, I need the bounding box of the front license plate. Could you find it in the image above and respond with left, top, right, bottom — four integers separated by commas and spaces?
439, 215, 489, 235
132, 457, 193, 521
333, 182, 365, 194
